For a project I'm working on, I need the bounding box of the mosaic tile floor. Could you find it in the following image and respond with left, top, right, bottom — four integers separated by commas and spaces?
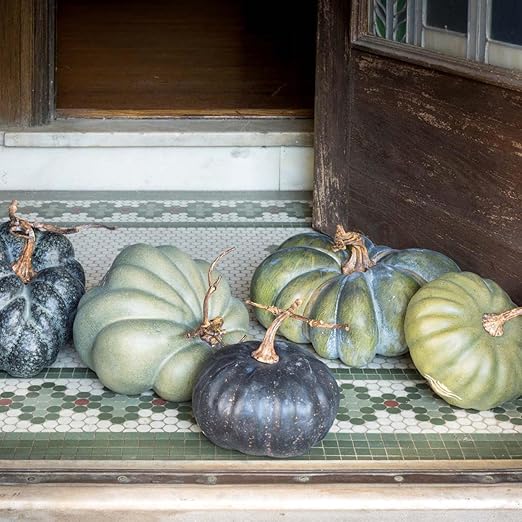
0, 192, 520, 461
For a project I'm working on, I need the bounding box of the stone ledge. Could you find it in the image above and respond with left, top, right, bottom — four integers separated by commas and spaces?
3, 118, 314, 148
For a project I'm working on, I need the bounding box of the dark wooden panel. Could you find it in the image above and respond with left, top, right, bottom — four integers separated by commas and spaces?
315, 49, 522, 303
0, 0, 23, 124
56, 0, 316, 116
30, 0, 55, 124
0, 0, 54, 126
313, 0, 352, 226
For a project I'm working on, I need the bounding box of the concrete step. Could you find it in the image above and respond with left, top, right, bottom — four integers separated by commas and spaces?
0, 119, 314, 191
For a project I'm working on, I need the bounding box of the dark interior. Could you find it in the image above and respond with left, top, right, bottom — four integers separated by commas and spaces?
56, 0, 317, 117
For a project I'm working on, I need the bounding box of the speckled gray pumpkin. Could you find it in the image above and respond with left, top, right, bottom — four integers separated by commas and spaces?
0, 223, 85, 377
73, 243, 249, 402
251, 231, 460, 367
192, 339, 340, 458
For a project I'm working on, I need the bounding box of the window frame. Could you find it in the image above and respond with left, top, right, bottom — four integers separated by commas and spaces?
352, 0, 522, 92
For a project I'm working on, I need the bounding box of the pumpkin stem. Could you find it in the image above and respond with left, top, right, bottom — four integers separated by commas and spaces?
248, 299, 350, 364
482, 307, 522, 337
8, 199, 115, 284
331, 225, 375, 275
11, 228, 37, 284
250, 300, 301, 364
186, 247, 235, 347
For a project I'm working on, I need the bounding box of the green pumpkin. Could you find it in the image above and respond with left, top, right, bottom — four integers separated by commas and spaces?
405, 271, 522, 410
73, 243, 249, 401
251, 227, 459, 367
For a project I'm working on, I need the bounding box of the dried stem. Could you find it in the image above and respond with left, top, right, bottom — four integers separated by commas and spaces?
11, 227, 36, 283
482, 307, 522, 337
331, 225, 375, 275
248, 299, 350, 365
186, 247, 235, 347
246, 299, 350, 331
8, 199, 115, 284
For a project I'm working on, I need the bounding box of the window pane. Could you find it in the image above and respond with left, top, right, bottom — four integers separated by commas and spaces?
373, 0, 407, 43
426, 0, 468, 34
490, 0, 522, 46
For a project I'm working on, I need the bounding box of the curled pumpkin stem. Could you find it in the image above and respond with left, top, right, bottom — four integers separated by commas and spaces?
187, 247, 235, 347
482, 307, 522, 337
8, 199, 115, 284
247, 299, 350, 365
331, 225, 375, 275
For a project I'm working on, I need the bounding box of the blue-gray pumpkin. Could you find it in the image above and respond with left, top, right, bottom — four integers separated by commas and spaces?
251, 226, 460, 367
0, 205, 86, 377
192, 307, 340, 458
73, 244, 249, 402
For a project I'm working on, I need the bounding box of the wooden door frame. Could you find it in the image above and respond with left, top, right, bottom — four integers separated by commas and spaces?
0, 0, 55, 127
313, 0, 353, 230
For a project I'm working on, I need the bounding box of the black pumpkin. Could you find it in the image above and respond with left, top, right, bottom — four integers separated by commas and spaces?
0, 201, 108, 377
192, 302, 341, 458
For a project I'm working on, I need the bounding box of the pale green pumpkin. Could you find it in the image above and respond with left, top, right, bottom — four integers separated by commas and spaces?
73, 243, 249, 401
405, 271, 522, 410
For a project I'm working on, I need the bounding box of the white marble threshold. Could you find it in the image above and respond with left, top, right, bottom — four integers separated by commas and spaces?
0, 145, 313, 191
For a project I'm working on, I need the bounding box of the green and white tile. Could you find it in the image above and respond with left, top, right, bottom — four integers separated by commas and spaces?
0, 196, 312, 227
0, 192, 520, 461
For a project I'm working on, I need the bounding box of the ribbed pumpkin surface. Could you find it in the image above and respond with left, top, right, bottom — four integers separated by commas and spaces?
251, 231, 459, 366
0, 223, 85, 377
73, 243, 249, 401
192, 340, 340, 458
405, 272, 522, 410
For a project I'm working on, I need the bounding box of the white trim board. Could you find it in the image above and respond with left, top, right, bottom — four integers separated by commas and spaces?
0, 144, 313, 191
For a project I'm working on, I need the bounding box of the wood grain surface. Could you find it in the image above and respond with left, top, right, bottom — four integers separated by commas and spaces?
312, 0, 352, 227
314, 48, 522, 303
0, 0, 54, 126
56, 0, 316, 117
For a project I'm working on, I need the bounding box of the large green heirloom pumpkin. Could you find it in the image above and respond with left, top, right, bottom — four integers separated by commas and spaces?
251, 226, 460, 367
405, 272, 522, 410
73, 244, 249, 401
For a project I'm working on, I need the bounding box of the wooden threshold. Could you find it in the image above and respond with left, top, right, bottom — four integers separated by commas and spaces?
56, 108, 314, 119
1, 459, 520, 485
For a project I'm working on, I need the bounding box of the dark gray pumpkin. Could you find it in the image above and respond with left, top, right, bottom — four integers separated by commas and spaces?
192, 338, 340, 458
0, 222, 85, 377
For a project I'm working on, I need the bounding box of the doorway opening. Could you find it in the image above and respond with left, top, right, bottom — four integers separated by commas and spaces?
56, 0, 317, 118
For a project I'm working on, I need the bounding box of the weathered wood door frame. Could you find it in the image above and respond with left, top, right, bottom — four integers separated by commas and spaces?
0, 0, 55, 126
313, 0, 353, 232
313, 0, 522, 302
